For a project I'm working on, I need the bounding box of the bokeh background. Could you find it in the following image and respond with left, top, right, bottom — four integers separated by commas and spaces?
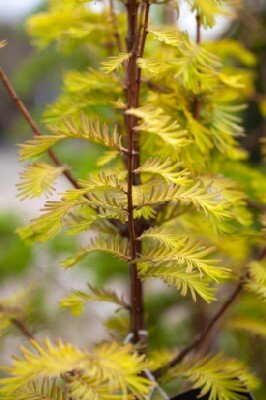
0, 0, 265, 393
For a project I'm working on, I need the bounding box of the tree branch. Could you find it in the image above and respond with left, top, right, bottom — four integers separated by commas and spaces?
153, 246, 266, 379
246, 198, 266, 212
138, 1, 151, 60
11, 318, 34, 341
0, 68, 81, 190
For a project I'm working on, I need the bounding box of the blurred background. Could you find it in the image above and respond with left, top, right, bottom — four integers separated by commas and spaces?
0, 0, 265, 394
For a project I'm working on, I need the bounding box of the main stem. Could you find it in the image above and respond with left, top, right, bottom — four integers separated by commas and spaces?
125, 1, 150, 343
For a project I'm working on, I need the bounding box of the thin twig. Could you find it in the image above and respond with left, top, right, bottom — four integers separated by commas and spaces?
0, 68, 81, 190
153, 246, 266, 378
138, 1, 151, 59
246, 198, 266, 212
11, 318, 34, 340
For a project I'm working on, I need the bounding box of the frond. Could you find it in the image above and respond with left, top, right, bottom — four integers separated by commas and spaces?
78, 171, 126, 193
96, 150, 120, 167
126, 106, 189, 150
17, 378, 68, 400
101, 53, 131, 73
182, 108, 213, 154
66, 211, 119, 236
148, 349, 174, 371
105, 312, 130, 339
139, 237, 228, 281
205, 39, 256, 67
0, 339, 150, 399
136, 58, 164, 75
227, 316, 266, 337
138, 265, 216, 302
87, 191, 128, 222
135, 157, 190, 185
60, 284, 129, 316
42, 65, 122, 123
63, 67, 120, 95
133, 205, 157, 220
0, 339, 88, 395
63, 371, 122, 400
61, 235, 130, 268
244, 261, 266, 301
207, 103, 245, 149
18, 136, 62, 161
172, 37, 221, 92
178, 353, 259, 400
135, 181, 230, 221
17, 199, 85, 243
89, 342, 150, 397
17, 163, 67, 199
186, 0, 232, 28
51, 115, 124, 149
19, 116, 124, 161
138, 226, 184, 249
148, 28, 183, 47
200, 175, 251, 226
217, 72, 244, 89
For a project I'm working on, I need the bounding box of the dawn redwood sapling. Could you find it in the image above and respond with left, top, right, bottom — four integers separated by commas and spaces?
0, 1, 265, 399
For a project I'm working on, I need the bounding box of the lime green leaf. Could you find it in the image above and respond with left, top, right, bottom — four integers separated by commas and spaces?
60, 284, 129, 316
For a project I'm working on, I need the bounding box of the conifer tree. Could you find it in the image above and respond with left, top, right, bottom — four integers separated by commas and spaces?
0, 1, 265, 399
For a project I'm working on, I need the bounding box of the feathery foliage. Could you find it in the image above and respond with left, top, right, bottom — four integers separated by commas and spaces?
17, 163, 67, 199
176, 354, 259, 400
0, 339, 150, 399
16, 379, 68, 400
60, 284, 129, 316
2, 1, 266, 399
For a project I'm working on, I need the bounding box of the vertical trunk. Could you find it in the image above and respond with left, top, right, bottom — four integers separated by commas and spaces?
125, 1, 150, 343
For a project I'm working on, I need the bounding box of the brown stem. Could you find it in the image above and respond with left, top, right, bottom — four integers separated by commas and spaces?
138, 2, 150, 59
125, 0, 141, 344
153, 281, 242, 379
153, 247, 266, 378
246, 198, 266, 212
11, 318, 34, 340
0, 68, 81, 190
125, 0, 150, 343
196, 14, 201, 44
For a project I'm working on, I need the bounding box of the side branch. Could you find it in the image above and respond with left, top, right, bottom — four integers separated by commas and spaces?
0, 68, 81, 190
153, 247, 266, 379
138, 1, 151, 59
11, 318, 34, 341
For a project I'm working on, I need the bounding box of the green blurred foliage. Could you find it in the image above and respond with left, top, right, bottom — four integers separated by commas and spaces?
0, 213, 32, 277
